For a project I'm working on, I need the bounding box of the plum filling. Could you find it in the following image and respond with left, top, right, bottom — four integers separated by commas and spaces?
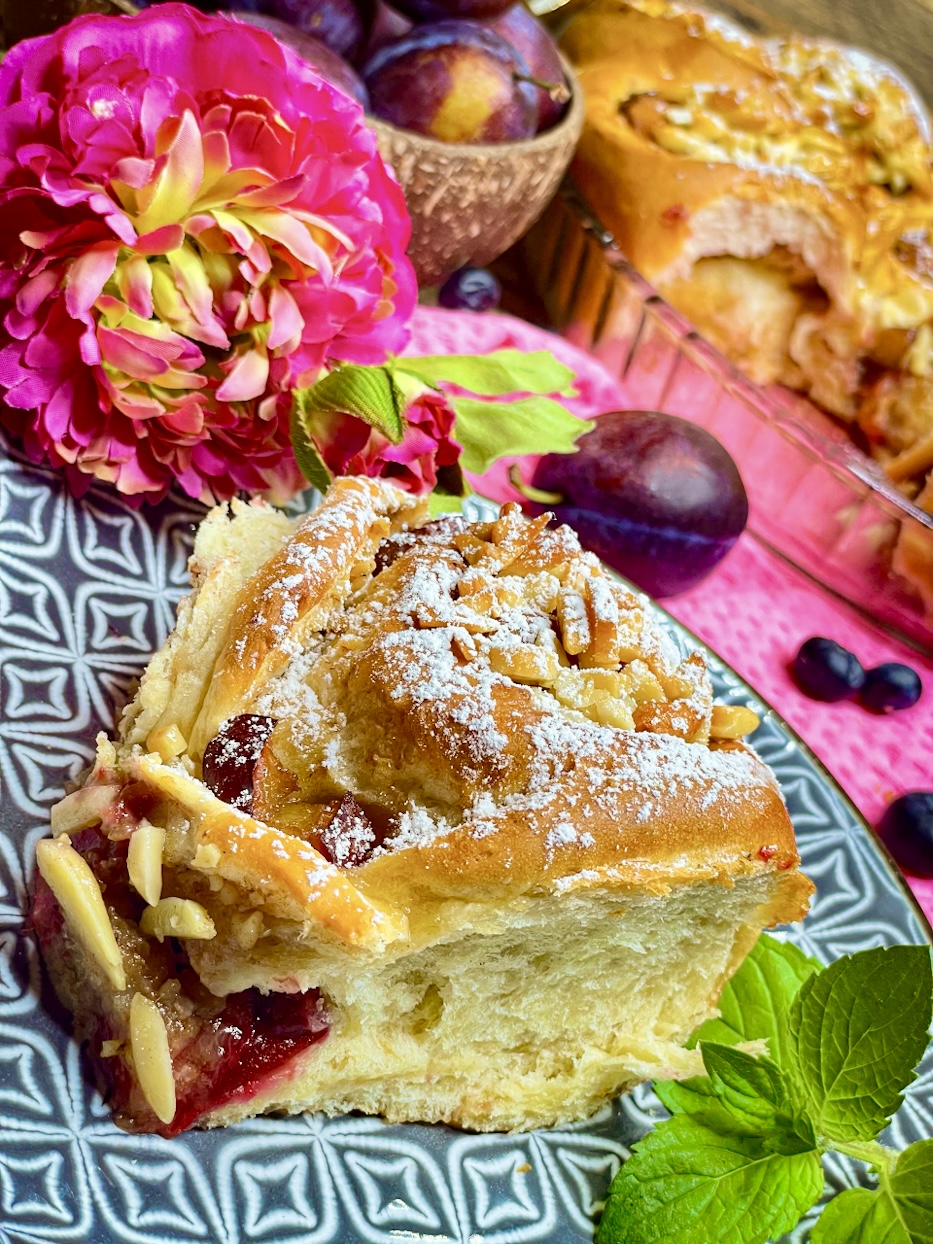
202, 713, 278, 812
29, 825, 330, 1136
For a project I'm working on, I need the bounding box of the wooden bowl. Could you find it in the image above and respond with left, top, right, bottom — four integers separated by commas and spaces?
369, 54, 584, 286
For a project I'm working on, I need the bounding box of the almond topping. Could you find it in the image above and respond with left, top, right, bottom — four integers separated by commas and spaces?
140, 897, 216, 942
127, 822, 165, 907
710, 704, 761, 739
129, 993, 176, 1125
488, 642, 561, 685
50, 784, 120, 836
35, 836, 126, 991
145, 724, 187, 762
556, 588, 590, 655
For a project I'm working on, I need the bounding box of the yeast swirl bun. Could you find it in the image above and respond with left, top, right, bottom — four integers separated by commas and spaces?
34, 480, 811, 1135
561, 0, 933, 500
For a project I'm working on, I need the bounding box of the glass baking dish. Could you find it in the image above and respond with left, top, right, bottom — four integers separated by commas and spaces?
519, 186, 933, 655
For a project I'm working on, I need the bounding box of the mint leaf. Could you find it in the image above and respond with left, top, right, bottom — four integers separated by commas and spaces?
452, 396, 592, 475
787, 945, 932, 1143
812, 1189, 887, 1244
699, 1043, 814, 1151
399, 350, 576, 397
655, 1076, 753, 1136
690, 934, 822, 1065
297, 364, 405, 443
812, 1142, 933, 1244
289, 396, 332, 492
595, 1115, 824, 1244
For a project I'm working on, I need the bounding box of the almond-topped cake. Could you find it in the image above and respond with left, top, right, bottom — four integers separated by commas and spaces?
30, 477, 813, 1136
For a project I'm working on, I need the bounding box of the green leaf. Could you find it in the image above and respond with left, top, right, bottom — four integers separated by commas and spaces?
655, 1076, 751, 1136
452, 396, 593, 476
812, 1142, 933, 1244
699, 1043, 813, 1151
399, 350, 576, 397
595, 1115, 824, 1244
289, 395, 331, 492
428, 491, 464, 516
296, 364, 405, 443
787, 945, 933, 1144
689, 934, 822, 1066
812, 1189, 892, 1244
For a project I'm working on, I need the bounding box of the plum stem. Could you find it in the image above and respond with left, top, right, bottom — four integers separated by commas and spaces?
512, 72, 571, 103
508, 465, 563, 506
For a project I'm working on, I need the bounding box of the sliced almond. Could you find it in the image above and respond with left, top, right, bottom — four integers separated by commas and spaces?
127, 822, 165, 907
488, 642, 560, 686
50, 784, 120, 836
710, 704, 761, 739
233, 910, 264, 950
36, 837, 126, 991
129, 993, 176, 1126
580, 577, 621, 668
556, 588, 590, 656
140, 897, 216, 942
145, 724, 187, 762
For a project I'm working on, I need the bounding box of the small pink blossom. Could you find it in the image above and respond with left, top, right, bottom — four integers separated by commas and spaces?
0, 3, 416, 503
314, 390, 461, 493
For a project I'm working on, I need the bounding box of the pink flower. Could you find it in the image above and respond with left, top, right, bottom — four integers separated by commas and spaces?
314, 390, 461, 493
0, 4, 416, 503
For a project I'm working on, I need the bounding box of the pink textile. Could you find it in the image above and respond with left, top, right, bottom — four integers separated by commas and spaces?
407, 306, 933, 926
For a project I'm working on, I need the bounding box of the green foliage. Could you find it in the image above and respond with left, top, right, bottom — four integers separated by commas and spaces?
599, 938, 933, 1244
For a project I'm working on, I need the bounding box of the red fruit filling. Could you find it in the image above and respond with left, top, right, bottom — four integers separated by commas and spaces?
202, 714, 278, 812
30, 825, 329, 1136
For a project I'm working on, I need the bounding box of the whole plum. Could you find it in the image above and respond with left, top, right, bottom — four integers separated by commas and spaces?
362, 22, 537, 143
355, 0, 414, 63
532, 411, 749, 597
230, 11, 370, 106
263, 0, 364, 59
486, 3, 568, 130
391, 0, 513, 24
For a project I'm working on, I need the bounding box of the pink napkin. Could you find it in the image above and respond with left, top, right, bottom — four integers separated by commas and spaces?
406, 306, 933, 925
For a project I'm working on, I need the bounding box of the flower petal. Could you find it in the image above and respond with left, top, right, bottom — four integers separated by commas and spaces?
216, 347, 269, 401
135, 110, 205, 233
64, 243, 119, 320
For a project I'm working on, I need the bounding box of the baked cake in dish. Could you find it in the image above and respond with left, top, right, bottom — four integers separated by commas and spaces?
562, 0, 933, 513
31, 476, 813, 1136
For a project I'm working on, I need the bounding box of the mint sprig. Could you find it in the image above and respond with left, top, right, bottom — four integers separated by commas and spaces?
811, 1141, 933, 1244
599, 937, 933, 1244
787, 944, 932, 1144
290, 350, 591, 494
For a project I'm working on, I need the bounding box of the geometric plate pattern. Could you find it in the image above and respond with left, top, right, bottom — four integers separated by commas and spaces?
0, 425, 930, 1244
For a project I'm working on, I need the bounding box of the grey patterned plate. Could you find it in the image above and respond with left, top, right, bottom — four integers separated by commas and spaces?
1, 426, 931, 1244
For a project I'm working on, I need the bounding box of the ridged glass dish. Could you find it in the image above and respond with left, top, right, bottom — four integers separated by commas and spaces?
519, 187, 933, 655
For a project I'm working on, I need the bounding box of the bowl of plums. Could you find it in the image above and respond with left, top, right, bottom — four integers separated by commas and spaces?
50, 0, 582, 284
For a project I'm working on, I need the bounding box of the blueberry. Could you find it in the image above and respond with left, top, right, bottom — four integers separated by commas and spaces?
791, 637, 865, 702
878, 792, 933, 878
859, 662, 923, 713
438, 266, 502, 313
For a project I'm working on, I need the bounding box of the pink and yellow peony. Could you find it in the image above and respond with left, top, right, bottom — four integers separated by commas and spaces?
0, 3, 415, 502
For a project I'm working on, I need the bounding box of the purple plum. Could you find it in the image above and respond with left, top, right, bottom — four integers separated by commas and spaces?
262, 0, 364, 59
532, 411, 749, 597
391, 0, 513, 22
362, 21, 537, 143
355, 0, 414, 64
230, 11, 370, 106
485, 3, 568, 130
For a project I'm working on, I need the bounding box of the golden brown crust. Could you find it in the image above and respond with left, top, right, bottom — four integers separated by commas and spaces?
559, 0, 933, 501
189, 477, 426, 757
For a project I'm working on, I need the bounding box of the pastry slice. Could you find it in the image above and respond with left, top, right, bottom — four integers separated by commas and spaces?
31, 476, 813, 1135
